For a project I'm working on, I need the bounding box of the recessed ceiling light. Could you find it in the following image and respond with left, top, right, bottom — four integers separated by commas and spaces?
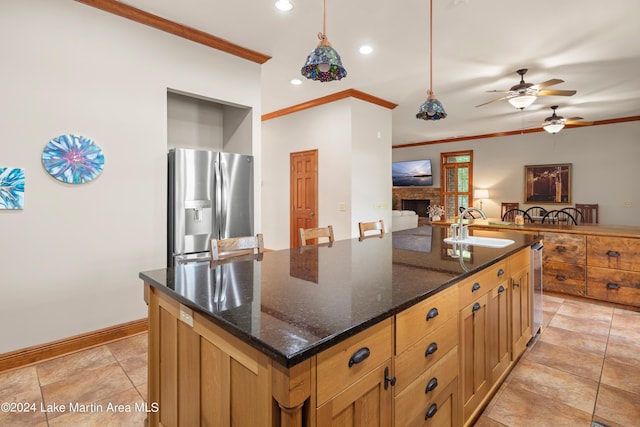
359, 45, 373, 55
275, 0, 293, 12
290, 78, 302, 86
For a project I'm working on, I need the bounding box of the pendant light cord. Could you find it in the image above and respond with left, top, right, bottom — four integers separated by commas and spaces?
429, 0, 433, 93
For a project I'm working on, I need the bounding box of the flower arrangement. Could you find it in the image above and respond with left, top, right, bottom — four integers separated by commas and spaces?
427, 204, 445, 220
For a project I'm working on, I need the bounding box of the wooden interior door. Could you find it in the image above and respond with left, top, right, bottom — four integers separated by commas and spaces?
290, 149, 318, 248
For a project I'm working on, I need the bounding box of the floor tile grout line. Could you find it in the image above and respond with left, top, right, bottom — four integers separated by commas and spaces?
590, 305, 614, 424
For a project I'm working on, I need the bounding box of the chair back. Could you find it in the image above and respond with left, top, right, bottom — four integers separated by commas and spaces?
561, 207, 584, 224
525, 206, 546, 219
576, 203, 599, 224
358, 220, 385, 240
298, 225, 334, 247
541, 210, 577, 225
210, 234, 264, 261
502, 208, 533, 223
501, 202, 520, 218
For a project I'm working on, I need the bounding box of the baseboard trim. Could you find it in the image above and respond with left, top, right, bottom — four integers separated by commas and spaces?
0, 318, 148, 373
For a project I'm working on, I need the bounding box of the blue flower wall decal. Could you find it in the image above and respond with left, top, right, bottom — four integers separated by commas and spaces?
42, 134, 104, 184
0, 167, 25, 209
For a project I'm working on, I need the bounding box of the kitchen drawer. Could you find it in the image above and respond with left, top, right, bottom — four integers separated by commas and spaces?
587, 236, 640, 272
316, 318, 393, 406
397, 378, 459, 427
543, 261, 586, 296
394, 315, 458, 392
396, 285, 458, 354
458, 261, 508, 310
542, 232, 586, 265
394, 347, 458, 426
587, 266, 640, 307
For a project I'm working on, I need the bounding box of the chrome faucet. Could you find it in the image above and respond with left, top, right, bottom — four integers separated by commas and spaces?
453, 207, 487, 240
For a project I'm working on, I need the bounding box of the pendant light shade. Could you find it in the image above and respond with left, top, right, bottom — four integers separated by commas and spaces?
417, 0, 445, 120
301, 0, 347, 82
508, 94, 537, 110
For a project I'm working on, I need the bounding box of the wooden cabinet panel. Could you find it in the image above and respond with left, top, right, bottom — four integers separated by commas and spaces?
487, 280, 510, 385
587, 267, 640, 306
316, 361, 392, 427
510, 258, 531, 360
394, 316, 458, 393
458, 261, 508, 310
542, 233, 586, 265
543, 261, 586, 296
396, 285, 458, 354
398, 379, 459, 427
394, 347, 458, 427
316, 318, 393, 406
587, 236, 640, 272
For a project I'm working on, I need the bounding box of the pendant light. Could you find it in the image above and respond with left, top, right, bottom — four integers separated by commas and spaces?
416, 0, 446, 120
300, 0, 347, 82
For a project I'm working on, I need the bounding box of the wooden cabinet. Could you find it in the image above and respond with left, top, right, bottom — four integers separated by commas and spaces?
586, 236, 640, 307
487, 276, 510, 384
541, 232, 586, 296
509, 249, 532, 360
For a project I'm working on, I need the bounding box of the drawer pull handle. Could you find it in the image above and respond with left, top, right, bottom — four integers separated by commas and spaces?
497, 268, 505, 277
498, 285, 505, 294
348, 347, 370, 367
607, 282, 621, 290
556, 275, 567, 282
384, 366, 396, 390
425, 342, 438, 357
426, 307, 439, 321
425, 377, 438, 393
607, 250, 620, 257
556, 246, 567, 253
425, 403, 438, 420
472, 302, 482, 312
472, 282, 481, 292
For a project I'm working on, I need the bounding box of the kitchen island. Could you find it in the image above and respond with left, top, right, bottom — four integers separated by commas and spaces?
140, 227, 539, 426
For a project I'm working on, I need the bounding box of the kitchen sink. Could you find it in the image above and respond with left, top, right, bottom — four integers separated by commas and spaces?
443, 236, 515, 248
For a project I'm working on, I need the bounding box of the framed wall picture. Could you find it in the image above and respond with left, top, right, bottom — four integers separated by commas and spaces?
524, 163, 572, 204
0, 167, 25, 209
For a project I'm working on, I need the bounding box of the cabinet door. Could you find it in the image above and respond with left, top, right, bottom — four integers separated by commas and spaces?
459, 293, 489, 423
511, 264, 531, 360
316, 361, 393, 426
487, 281, 510, 385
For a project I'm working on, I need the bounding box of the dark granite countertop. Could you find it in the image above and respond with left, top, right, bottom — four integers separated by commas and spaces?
140, 226, 538, 367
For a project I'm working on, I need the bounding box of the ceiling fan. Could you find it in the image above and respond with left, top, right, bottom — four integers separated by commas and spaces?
476, 68, 576, 109
541, 105, 592, 134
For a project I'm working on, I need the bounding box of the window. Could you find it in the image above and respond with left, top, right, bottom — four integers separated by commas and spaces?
441, 151, 473, 219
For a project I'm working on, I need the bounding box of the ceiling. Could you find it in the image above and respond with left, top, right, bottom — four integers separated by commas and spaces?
120, 0, 640, 145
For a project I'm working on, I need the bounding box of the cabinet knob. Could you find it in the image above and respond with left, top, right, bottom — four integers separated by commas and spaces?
425, 377, 438, 394
498, 285, 505, 294
472, 302, 482, 312
426, 307, 439, 321
472, 282, 481, 292
425, 342, 438, 357
556, 275, 567, 282
497, 268, 505, 277
606, 250, 620, 257
348, 347, 370, 367
425, 403, 438, 419
606, 282, 621, 290
383, 366, 396, 390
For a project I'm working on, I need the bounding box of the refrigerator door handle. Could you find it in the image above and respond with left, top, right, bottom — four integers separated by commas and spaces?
220, 157, 228, 236
215, 157, 222, 238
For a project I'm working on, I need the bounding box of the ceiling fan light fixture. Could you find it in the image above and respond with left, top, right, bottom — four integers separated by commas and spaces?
508, 94, 537, 109
543, 121, 565, 134
416, 90, 447, 120
301, 0, 347, 82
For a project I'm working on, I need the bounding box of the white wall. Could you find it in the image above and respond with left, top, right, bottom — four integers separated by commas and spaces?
0, 0, 262, 353
262, 98, 392, 249
393, 122, 639, 226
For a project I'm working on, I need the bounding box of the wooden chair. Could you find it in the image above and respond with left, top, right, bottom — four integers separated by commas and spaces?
502, 208, 533, 223
561, 207, 584, 224
576, 203, 599, 224
358, 220, 385, 240
298, 225, 334, 247
501, 202, 520, 219
541, 210, 578, 225
210, 234, 264, 261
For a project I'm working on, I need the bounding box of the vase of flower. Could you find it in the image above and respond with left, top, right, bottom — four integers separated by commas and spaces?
427, 204, 445, 221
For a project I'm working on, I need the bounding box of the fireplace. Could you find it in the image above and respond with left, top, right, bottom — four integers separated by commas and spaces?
402, 199, 430, 217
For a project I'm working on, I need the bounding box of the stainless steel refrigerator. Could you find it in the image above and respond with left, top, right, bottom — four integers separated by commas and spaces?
168, 148, 254, 266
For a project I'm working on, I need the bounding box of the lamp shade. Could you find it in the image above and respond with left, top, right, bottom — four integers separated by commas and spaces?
474, 189, 489, 200
301, 41, 347, 82
508, 94, 537, 109
416, 90, 447, 120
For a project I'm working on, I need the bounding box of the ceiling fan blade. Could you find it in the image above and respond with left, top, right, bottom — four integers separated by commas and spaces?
538, 89, 577, 96
475, 96, 510, 107
485, 89, 512, 93
533, 79, 563, 90
566, 119, 593, 126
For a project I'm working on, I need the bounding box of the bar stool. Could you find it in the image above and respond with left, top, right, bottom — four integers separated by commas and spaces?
358, 220, 385, 240
298, 225, 335, 247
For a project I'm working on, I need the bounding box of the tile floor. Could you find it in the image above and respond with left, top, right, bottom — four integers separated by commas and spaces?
0, 294, 638, 426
